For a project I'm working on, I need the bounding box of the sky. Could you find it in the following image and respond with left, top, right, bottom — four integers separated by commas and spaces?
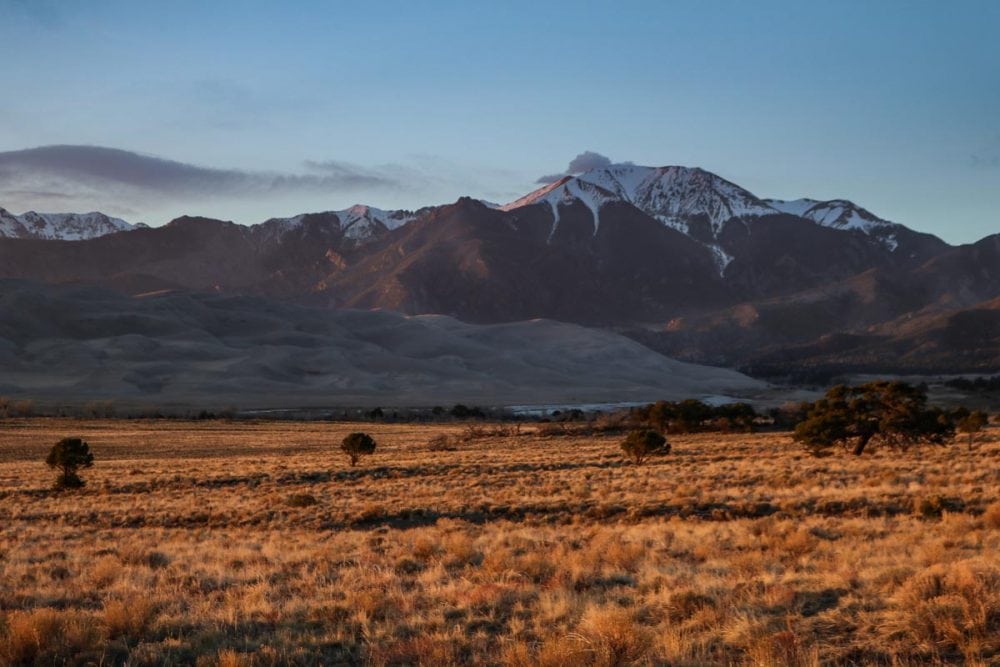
0, 0, 997, 243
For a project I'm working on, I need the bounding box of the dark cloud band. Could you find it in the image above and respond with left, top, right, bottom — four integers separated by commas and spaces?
0, 145, 400, 201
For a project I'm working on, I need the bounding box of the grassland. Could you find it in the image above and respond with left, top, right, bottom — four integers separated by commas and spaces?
1, 418, 998, 666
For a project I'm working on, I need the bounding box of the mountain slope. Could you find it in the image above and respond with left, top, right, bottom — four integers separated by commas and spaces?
626, 234, 1000, 376
330, 197, 730, 323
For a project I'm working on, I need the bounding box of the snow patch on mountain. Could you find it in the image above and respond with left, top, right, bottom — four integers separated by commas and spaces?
501, 176, 618, 240
257, 205, 416, 244
765, 198, 901, 250
0, 208, 134, 240
577, 165, 776, 234
337, 204, 415, 239
705, 243, 734, 276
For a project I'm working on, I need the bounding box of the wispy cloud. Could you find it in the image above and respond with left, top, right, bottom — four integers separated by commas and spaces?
969, 136, 1000, 169
2, 0, 66, 28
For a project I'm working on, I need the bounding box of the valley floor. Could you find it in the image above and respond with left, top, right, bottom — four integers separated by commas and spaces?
1, 420, 998, 666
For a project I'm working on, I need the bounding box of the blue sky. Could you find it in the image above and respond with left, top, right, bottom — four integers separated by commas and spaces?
0, 0, 997, 242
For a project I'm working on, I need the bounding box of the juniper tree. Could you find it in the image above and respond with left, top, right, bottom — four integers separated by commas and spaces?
46, 437, 95, 489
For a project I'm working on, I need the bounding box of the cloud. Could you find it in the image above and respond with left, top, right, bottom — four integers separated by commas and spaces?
0, 145, 412, 214
535, 150, 614, 183
969, 136, 1000, 169
567, 151, 613, 173
2, 0, 66, 28
970, 153, 999, 169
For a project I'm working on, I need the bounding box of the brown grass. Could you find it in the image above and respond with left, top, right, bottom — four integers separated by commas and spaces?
0, 418, 998, 665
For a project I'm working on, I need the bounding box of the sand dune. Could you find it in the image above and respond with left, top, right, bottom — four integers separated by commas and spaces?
0, 280, 764, 408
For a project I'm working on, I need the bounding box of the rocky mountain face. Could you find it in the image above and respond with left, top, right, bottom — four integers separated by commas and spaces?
0, 163, 994, 377
628, 235, 1000, 379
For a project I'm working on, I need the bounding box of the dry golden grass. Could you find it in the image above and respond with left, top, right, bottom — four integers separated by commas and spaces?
0, 418, 998, 666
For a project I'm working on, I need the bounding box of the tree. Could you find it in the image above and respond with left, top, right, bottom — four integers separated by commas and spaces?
793, 381, 954, 456
954, 408, 989, 449
341, 432, 376, 466
46, 437, 95, 489
450, 404, 485, 419
713, 402, 757, 432
673, 399, 713, 432
620, 429, 670, 465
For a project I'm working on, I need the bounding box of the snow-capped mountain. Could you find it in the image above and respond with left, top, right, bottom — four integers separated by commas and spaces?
254, 205, 415, 243
334, 204, 415, 237
764, 198, 902, 250
505, 165, 775, 235
501, 165, 919, 260
0, 203, 415, 244
0, 208, 135, 240
502, 165, 777, 274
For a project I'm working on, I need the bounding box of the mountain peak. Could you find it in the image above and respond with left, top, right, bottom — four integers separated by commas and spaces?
254, 204, 417, 244
502, 164, 775, 252
0, 207, 134, 240
764, 197, 902, 250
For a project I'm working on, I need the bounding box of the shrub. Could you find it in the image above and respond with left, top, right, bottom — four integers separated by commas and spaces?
892, 560, 1000, 660
631, 399, 758, 433
85, 400, 116, 419
953, 408, 989, 448
11, 399, 34, 418
45, 437, 95, 490
914, 495, 963, 520
427, 433, 458, 451
620, 429, 669, 465
981, 501, 1000, 529
450, 404, 485, 419
287, 493, 319, 507
341, 432, 376, 466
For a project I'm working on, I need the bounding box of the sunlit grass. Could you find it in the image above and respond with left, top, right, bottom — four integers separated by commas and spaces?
0, 418, 997, 665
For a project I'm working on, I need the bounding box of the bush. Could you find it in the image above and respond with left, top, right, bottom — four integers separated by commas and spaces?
11, 399, 34, 418
287, 493, 319, 508
427, 434, 458, 451
953, 408, 989, 448
981, 501, 1000, 529
631, 399, 758, 433
45, 437, 95, 490
341, 432, 376, 466
450, 404, 485, 419
620, 429, 669, 465
85, 400, 116, 419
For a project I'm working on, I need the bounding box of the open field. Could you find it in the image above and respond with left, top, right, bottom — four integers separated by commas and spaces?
1, 419, 999, 666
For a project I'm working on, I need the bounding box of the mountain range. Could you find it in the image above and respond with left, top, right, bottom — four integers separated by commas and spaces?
1, 163, 996, 380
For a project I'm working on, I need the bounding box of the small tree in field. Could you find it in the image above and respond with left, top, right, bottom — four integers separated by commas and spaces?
341, 432, 376, 466
621, 429, 670, 465
46, 437, 94, 489
794, 381, 954, 456
954, 409, 989, 449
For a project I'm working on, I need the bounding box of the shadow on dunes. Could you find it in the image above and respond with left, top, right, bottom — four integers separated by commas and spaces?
0, 279, 763, 407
